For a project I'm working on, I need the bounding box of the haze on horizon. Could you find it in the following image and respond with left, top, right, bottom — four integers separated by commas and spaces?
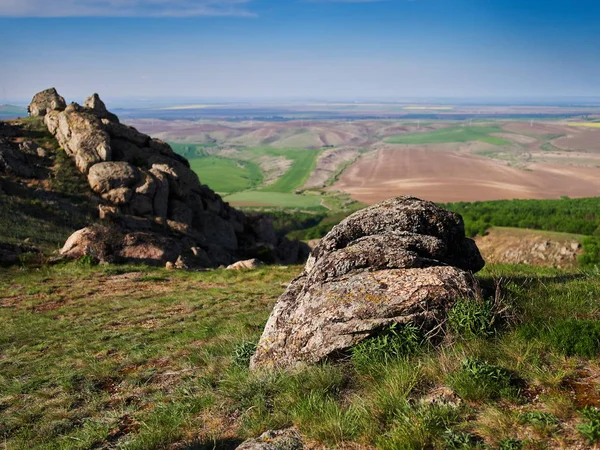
1, 0, 599, 104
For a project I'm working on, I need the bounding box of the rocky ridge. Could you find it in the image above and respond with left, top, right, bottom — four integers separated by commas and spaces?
21, 88, 308, 267
251, 196, 485, 370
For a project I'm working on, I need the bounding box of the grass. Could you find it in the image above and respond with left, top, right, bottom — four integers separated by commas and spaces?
568, 122, 600, 128
385, 125, 511, 146
248, 148, 320, 194
3, 262, 600, 448
189, 157, 263, 193
223, 191, 325, 209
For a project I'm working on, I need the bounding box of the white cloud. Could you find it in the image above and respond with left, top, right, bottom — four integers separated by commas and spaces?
0, 0, 256, 17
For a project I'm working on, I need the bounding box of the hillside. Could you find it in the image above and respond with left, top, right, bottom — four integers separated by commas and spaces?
3, 261, 600, 449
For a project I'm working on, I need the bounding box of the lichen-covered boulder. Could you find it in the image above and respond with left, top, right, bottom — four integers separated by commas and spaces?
250, 196, 485, 370
28, 88, 66, 117
236, 429, 303, 450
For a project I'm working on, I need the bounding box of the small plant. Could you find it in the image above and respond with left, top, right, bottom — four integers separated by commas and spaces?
577, 406, 600, 444
351, 323, 423, 370
448, 297, 495, 337
519, 411, 558, 428
442, 428, 484, 449
498, 438, 523, 450
448, 358, 519, 401
77, 255, 97, 267
232, 341, 258, 368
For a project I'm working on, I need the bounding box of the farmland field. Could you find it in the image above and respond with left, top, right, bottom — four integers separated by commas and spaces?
189, 157, 262, 194
385, 125, 511, 146
130, 116, 600, 210
223, 191, 325, 209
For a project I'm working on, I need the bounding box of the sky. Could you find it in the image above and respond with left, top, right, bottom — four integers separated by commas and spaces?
1, 0, 599, 103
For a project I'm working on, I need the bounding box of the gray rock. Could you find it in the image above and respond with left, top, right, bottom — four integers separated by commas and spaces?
236, 429, 303, 450
227, 259, 264, 270
251, 196, 484, 370
88, 161, 139, 194
45, 104, 112, 173
29, 88, 66, 117
83, 93, 119, 123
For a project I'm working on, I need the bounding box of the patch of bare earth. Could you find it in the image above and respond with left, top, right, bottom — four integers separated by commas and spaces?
331, 146, 600, 203
302, 147, 361, 189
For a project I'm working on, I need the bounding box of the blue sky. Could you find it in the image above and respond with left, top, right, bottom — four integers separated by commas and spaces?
1, 0, 599, 103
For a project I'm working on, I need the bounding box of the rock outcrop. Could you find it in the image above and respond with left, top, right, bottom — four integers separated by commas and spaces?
30, 88, 308, 267
250, 196, 485, 370
28, 88, 66, 117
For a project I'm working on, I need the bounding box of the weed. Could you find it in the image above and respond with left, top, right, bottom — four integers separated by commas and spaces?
449, 358, 519, 401
232, 341, 258, 368
351, 323, 423, 371
448, 298, 496, 337
519, 411, 558, 428
498, 438, 523, 449
577, 406, 600, 443
442, 428, 484, 449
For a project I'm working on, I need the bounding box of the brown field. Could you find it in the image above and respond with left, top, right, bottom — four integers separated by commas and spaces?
332, 147, 600, 203
553, 128, 600, 152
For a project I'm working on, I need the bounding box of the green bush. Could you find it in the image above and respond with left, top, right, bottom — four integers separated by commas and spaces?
351, 323, 423, 371
580, 237, 600, 267
448, 298, 496, 337
448, 358, 518, 401
519, 411, 558, 428
577, 406, 600, 444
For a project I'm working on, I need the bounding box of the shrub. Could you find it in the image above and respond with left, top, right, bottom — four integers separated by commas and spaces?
448, 358, 519, 401
448, 298, 496, 337
580, 237, 600, 267
577, 406, 600, 443
351, 323, 423, 371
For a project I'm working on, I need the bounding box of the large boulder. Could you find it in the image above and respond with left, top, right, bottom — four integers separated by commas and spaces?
28, 88, 66, 117
60, 226, 181, 265
250, 197, 485, 370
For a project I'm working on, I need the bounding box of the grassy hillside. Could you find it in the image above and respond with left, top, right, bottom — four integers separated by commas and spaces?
3, 262, 600, 449
385, 125, 511, 146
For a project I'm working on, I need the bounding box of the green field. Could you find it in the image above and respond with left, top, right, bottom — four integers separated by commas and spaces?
259, 149, 320, 193
386, 125, 511, 146
223, 191, 325, 209
189, 157, 262, 193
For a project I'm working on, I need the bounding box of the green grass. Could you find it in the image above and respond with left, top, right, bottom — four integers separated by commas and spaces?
3, 262, 600, 449
386, 125, 511, 146
223, 191, 325, 209
189, 157, 263, 193
257, 149, 320, 193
